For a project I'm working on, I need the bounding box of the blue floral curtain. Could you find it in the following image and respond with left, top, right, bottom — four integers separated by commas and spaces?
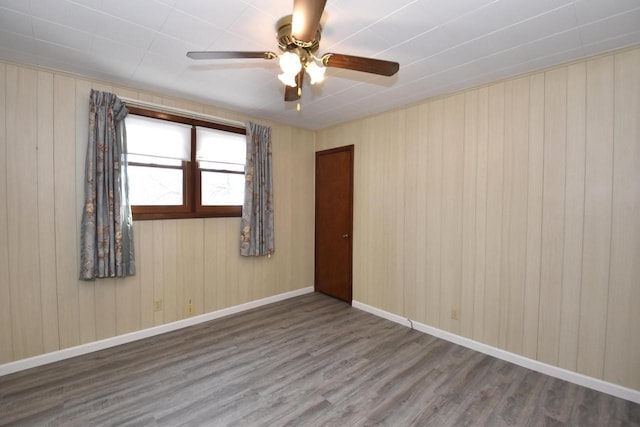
79, 89, 135, 279
240, 122, 274, 256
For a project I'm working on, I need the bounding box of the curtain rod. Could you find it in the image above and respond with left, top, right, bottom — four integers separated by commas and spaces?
119, 96, 246, 129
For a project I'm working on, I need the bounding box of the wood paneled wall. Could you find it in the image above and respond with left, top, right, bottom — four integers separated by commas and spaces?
0, 61, 315, 364
316, 47, 640, 391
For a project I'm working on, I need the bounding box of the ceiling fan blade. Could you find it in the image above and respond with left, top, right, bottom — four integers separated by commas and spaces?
322, 53, 400, 76
291, 0, 327, 43
284, 70, 304, 102
187, 51, 277, 60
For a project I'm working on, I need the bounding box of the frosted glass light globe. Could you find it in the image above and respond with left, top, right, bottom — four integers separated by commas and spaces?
279, 51, 302, 74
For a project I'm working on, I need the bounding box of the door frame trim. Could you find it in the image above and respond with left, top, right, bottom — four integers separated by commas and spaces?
314, 144, 354, 303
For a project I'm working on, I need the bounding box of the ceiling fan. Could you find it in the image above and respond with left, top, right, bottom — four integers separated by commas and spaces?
186, 0, 400, 103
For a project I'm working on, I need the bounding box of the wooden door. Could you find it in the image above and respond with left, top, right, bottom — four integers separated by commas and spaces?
315, 145, 354, 303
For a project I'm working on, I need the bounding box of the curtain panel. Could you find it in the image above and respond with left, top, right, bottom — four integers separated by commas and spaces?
240, 122, 275, 256
79, 89, 135, 279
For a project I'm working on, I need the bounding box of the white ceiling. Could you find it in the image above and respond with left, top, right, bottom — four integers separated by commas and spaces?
1, 0, 639, 130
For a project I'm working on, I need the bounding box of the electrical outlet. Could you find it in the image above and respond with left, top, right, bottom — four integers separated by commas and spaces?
153, 299, 163, 312
451, 308, 459, 321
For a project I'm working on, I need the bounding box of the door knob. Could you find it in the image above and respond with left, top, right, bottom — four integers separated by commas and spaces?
342, 234, 349, 238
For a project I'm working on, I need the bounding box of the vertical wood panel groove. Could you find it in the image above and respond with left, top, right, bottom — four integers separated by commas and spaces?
36, 70, 60, 354
578, 55, 615, 379
523, 73, 544, 360
425, 101, 443, 326
499, 82, 510, 350
538, 68, 568, 365
559, 63, 586, 371
484, 83, 505, 348
602, 57, 617, 380
473, 87, 489, 342
460, 90, 478, 339
0, 62, 14, 363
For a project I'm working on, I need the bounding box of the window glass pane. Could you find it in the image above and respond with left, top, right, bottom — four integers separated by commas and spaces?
196, 127, 245, 167
199, 160, 244, 172
126, 115, 192, 161
128, 154, 182, 167
128, 165, 183, 205
201, 171, 245, 206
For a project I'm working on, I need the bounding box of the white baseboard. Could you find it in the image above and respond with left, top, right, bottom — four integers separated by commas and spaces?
0, 286, 314, 377
352, 300, 640, 404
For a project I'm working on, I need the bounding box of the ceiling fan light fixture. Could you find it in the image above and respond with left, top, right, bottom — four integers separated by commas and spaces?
279, 51, 302, 75
278, 51, 302, 87
278, 71, 298, 87
305, 60, 325, 84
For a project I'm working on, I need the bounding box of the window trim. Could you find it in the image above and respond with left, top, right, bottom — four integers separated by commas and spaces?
126, 106, 246, 221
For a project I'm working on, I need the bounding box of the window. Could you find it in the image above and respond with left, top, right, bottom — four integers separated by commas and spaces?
125, 106, 246, 220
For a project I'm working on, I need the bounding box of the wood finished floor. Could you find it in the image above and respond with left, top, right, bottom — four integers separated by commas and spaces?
1, 293, 638, 427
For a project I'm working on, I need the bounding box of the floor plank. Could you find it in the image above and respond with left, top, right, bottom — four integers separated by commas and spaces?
0, 293, 638, 426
